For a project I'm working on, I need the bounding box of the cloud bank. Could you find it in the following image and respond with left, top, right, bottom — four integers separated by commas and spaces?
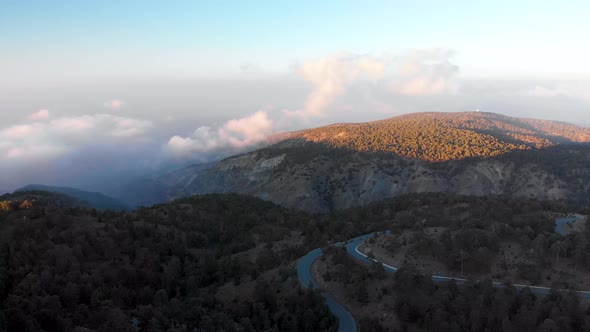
167, 111, 273, 156
290, 54, 386, 118
29, 109, 50, 120
390, 48, 459, 95
286, 48, 459, 119
103, 99, 125, 109
526, 83, 590, 102
0, 113, 152, 162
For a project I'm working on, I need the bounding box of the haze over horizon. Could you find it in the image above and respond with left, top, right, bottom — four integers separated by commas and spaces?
1, 0, 590, 193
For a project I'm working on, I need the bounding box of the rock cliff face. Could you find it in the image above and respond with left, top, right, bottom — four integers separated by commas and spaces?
161, 142, 590, 212
120, 112, 590, 211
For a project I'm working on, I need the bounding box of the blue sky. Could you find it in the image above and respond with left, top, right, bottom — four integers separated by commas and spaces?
1, 1, 590, 192
2, 0, 590, 82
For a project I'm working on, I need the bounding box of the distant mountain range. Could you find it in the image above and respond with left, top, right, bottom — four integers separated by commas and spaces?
99, 112, 590, 211
1, 190, 89, 210
17, 184, 129, 211
106, 162, 215, 207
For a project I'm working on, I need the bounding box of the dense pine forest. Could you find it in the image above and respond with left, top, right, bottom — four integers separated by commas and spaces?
318, 247, 590, 331
0, 191, 587, 331
0, 194, 348, 332
363, 194, 590, 282
317, 200, 590, 331
287, 112, 590, 161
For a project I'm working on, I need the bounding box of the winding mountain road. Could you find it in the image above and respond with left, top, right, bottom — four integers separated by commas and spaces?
297, 215, 588, 331
347, 232, 590, 298
555, 214, 586, 235
296, 246, 357, 332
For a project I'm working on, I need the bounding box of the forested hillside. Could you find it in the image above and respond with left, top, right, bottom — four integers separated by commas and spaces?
0, 192, 585, 331
313, 194, 590, 331
0, 193, 384, 332
287, 112, 590, 161
17, 185, 129, 211
0, 191, 89, 216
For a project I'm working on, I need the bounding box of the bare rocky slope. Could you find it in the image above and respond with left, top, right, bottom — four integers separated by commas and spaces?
166, 143, 590, 212
118, 112, 590, 211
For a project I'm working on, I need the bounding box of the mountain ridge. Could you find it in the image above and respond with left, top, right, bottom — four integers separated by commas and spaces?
279, 111, 590, 162
163, 112, 590, 212
17, 184, 129, 211
106, 111, 590, 211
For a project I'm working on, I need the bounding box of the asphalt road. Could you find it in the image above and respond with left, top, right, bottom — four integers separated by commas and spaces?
346, 232, 590, 298
296, 215, 589, 331
555, 214, 586, 235
296, 246, 357, 332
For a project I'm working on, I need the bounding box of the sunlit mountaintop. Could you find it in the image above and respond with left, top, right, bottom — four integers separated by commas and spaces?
282, 111, 590, 162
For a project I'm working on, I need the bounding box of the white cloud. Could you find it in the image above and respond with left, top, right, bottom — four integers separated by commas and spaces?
167, 111, 274, 156
526, 83, 590, 102
4, 144, 68, 161
527, 86, 562, 97
0, 114, 152, 162
1, 123, 44, 138
103, 99, 125, 109
29, 109, 50, 120
285, 54, 385, 119
284, 48, 459, 120
389, 48, 459, 96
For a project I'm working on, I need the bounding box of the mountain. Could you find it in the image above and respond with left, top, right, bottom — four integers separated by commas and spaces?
17, 184, 129, 211
106, 162, 215, 207
0, 190, 89, 212
280, 111, 590, 162
117, 112, 590, 212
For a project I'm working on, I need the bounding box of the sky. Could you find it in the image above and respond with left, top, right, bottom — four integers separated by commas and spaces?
1, 1, 590, 193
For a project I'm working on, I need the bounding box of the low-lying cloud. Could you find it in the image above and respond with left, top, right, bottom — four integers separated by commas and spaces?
286, 54, 385, 119
389, 48, 459, 95
29, 109, 50, 120
286, 48, 459, 119
103, 99, 125, 109
526, 83, 590, 102
167, 111, 274, 156
0, 113, 152, 162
